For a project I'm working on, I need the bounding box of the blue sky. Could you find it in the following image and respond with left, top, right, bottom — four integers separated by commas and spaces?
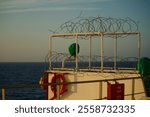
0, 0, 150, 62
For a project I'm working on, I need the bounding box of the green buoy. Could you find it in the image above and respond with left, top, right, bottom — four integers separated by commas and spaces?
68, 43, 80, 57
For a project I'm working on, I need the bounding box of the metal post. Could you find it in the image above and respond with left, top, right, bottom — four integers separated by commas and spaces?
75, 34, 78, 71
49, 36, 52, 70
89, 36, 92, 69
100, 33, 104, 71
99, 82, 102, 100
131, 78, 135, 100
56, 79, 60, 100
62, 57, 65, 69
138, 33, 141, 63
114, 35, 117, 70
2, 88, 6, 100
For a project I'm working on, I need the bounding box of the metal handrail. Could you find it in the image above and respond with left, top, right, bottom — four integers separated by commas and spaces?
0, 76, 141, 89
1, 76, 149, 100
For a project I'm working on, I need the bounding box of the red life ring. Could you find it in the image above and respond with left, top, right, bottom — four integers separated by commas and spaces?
39, 71, 48, 90
50, 73, 67, 100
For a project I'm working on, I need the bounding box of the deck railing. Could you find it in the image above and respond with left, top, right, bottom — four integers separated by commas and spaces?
1, 76, 149, 100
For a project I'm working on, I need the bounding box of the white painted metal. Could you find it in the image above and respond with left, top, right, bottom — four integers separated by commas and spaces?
75, 34, 78, 71
89, 36, 92, 69
100, 34, 104, 71
49, 36, 52, 70
48, 32, 140, 37
47, 70, 145, 100
114, 35, 117, 70
47, 31, 143, 100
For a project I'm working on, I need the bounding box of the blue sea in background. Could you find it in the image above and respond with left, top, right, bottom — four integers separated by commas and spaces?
0, 62, 137, 100
0, 62, 47, 100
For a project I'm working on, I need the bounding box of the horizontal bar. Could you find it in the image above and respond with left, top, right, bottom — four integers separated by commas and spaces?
49, 32, 140, 37
0, 76, 142, 89
124, 92, 145, 96
47, 76, 141, 85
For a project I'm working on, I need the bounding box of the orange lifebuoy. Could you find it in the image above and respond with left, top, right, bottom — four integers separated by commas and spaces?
39, 71, 48, 90
50, 73, 67, 100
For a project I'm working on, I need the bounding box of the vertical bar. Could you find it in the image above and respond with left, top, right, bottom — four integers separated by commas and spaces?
89, 36, 92, 69
131, 78, 135, 100
99, 82, 102, 100
75, 34, 78, 71
61, 57, 65, 69
138, 33, 141, 63
2, 88, 6, 100
56, 79, 60, 100
114, 35, 117, 70
49, 36, 52, 70
100, 33, 104, 71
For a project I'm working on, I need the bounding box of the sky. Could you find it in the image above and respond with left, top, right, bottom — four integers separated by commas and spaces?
0, 0, 150, 62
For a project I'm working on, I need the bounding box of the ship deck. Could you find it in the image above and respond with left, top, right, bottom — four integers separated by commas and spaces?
45, 68, 148, 100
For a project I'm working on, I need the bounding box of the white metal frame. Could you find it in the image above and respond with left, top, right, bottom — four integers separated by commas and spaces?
48, 32, 141, 71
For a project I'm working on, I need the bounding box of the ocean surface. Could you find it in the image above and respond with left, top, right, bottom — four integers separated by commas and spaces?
0, 62, 47, 100
0, 62, 137, 100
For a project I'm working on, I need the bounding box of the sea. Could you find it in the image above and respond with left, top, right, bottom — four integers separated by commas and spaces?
0, 62, 47, 100
0, 62, 137, 100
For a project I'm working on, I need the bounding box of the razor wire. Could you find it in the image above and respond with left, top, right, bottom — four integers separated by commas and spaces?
49, 16, 139, 38
45, 51, 138, 63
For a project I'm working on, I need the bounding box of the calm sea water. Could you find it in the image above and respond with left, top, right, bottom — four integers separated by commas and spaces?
0, 62, 47, 100
0, 62, 137, 100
